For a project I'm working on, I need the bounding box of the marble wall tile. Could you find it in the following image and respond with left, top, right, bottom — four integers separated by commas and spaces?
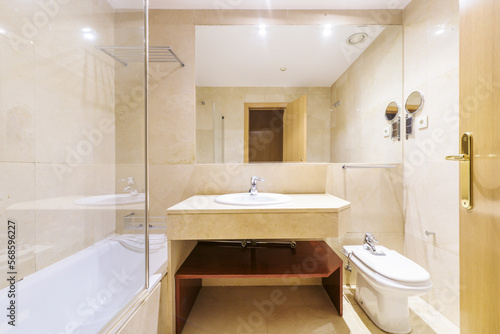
35, 209, 95, 270
0, 2, 35, 163
115, 62, 145, 165
327, 164, 404, 231
192, 163, 328, 196
0, 163, 36, 289
34, 163, 115, 269
404, 161, 459, 256
0, 0, 118, 283
1, 0, 135, 291
149, 94, 196, 165
149, 164, 196, 216
403, 0, 428, 91
284, 164, 327, 194
426, 0, 459, 82
405, 234, 459, 326
403, 0, 459, 326
149, 11, 196, 165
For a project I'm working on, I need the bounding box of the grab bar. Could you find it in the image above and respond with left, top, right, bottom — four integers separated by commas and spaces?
342, 164, 397, 169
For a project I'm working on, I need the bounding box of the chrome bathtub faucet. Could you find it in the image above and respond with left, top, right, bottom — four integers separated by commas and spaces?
249, 176, 264, 196
119, 177, 139, 196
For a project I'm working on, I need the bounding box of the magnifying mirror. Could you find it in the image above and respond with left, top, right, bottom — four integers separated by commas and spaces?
405, 91, 425, 139
405, 91, 424, 114
385, 101, 399, 121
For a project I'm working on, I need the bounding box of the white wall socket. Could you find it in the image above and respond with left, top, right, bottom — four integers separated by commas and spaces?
383, 126, 391, 137
417, 115, 428, 129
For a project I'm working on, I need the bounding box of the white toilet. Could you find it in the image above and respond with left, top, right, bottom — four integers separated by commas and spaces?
342, 238, 432, 333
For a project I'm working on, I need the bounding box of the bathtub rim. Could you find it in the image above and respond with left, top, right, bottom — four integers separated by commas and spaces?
98, 272, 164, 334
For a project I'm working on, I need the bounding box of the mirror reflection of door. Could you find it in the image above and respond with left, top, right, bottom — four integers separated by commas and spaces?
283, 95, 307, 162
248, 109, 284, 162
244, 95, 308, 163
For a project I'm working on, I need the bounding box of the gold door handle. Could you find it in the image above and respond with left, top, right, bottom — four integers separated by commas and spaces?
446, 133, 472, 210
445, 154, 469, 161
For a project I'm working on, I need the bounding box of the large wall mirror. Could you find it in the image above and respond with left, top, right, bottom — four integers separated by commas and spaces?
195, 24, 403, 164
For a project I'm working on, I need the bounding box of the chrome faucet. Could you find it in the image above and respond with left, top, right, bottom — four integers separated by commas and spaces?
119, 177, 139, 196
249, 176, 264, 196
363, 233, 378, 253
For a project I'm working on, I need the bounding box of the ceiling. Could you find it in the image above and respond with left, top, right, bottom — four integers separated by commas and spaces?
108, 0, 411, 10
196, 25, 385, 87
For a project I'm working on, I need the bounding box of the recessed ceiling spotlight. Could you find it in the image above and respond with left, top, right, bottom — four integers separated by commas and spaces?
323, 24, 332, 36
346, 32, 368, 45
280, 67, 287, 72
259, 25, 267, 35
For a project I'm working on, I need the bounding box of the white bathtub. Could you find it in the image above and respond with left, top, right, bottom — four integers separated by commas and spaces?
0, 234, 167, 334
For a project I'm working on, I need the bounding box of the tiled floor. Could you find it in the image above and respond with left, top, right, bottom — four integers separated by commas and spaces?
181, 285, 457, 334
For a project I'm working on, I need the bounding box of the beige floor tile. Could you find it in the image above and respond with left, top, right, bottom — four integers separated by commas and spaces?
195, 286, 232, 306
408, 310, 438, 334
183, 303, 267, 334
299, 286, 333, 306
343, 286, 358, 305
228, 286, 304, 306
183, 286, 450, 334
266, 304, 349, 334
182, 303, 228, 334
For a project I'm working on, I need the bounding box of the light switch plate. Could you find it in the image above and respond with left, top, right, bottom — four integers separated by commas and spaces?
383, 126, 391, 137
417, 115, 428, 129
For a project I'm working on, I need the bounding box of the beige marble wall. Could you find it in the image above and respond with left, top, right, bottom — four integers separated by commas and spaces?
151, 163, 328, 217
403, 0, 460, 326
196, 87, 331, 163
330, 26, 403, 163
0, 0, 116, 288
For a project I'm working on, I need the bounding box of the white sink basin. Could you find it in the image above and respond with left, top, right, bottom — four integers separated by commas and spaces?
75, 193, 145, 206
214, 193, 292, 206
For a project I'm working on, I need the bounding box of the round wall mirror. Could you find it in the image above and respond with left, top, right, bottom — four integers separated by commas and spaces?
385, 101, 399, 121
405, 91, 424, 114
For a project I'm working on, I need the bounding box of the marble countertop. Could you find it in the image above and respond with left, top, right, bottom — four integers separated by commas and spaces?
166, 193, 350, 214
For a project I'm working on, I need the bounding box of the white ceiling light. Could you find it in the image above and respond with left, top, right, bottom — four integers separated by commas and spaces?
346, 32, 368, 45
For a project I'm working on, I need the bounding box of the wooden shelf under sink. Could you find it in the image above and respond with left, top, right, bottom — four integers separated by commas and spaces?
174, 241, 343, 334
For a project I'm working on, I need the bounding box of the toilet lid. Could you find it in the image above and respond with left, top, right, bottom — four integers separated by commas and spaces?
344, 245, 430, 283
